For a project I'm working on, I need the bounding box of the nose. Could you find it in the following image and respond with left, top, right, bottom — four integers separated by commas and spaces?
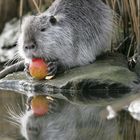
24, 43, 36, 50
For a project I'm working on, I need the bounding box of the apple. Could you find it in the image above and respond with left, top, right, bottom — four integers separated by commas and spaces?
31, 95, 49, 116
29, 58, 48, 80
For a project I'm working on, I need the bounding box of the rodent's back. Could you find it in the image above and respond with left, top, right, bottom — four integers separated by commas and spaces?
48, 0, 113, 66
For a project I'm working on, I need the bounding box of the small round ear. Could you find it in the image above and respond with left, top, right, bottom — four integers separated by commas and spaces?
49, 16, 57, 25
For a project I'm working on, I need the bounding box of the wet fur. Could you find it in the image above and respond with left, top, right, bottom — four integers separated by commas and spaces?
18, 0, 113, 70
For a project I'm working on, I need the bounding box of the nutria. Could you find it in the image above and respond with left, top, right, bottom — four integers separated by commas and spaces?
0, 0, 113, 78
19, 0, 113, 75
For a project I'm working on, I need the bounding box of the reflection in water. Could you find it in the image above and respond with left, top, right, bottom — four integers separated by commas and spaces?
117, 110, 140, 140
128, 99, 140, 121
0, 88, 140, 140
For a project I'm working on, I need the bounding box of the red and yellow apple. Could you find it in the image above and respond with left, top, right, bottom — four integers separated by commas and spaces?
29, 58, 48, 80
31, 95, 49, 116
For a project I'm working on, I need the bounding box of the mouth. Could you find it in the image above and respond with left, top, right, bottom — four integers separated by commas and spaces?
25, 53, 47, 63
22, 44, 55, 63
25, 50, 58, 63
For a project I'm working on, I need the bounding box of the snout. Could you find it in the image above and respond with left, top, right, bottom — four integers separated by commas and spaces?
23, 42, 38, 58
24, 43, 36, 50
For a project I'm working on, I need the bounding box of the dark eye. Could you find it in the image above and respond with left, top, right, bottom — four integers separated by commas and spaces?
41, 28, 46, 32
49, 16, 57, 25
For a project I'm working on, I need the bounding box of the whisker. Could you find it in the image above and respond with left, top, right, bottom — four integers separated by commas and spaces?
3, 103, 25, 128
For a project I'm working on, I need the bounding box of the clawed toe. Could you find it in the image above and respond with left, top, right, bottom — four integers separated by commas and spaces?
128, 55, 137, 70
24, 63, 33, 78
48, 98, 58, 114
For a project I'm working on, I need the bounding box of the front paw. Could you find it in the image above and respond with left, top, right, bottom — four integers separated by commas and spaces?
47, 97, 59, 114
47, 61, 58, 76
47, 60, 65, 76
24, 63, 33, 78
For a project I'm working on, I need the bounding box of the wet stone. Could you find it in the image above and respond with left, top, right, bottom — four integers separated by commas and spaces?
0, 52, 139, 102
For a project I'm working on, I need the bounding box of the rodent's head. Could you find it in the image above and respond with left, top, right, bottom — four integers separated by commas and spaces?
18, 13, 73, 63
